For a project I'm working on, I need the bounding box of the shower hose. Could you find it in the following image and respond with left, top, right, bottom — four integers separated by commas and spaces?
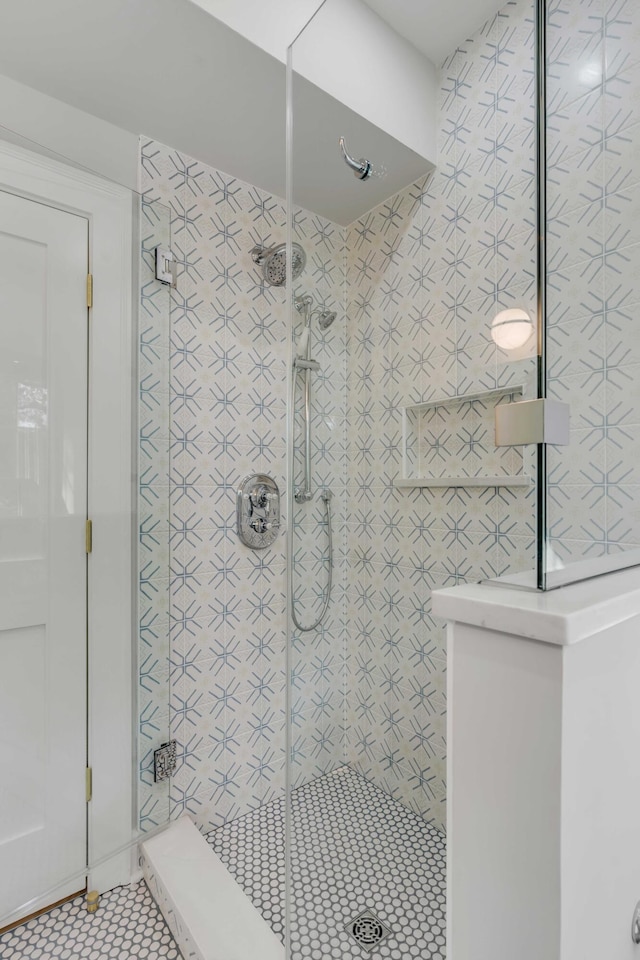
291, 490, 333, 633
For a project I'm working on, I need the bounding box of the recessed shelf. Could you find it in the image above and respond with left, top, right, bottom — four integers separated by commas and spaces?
398, 386, 531, 489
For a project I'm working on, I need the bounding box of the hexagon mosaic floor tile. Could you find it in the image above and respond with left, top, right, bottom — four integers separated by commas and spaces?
208, 765, 446, 959
2, 767, 444, 960
0, 879, 181, 960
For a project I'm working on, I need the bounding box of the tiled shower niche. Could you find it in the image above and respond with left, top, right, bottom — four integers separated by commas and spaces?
398, 388, 531, 488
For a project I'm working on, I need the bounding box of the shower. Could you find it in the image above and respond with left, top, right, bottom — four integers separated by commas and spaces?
250, 241, 336, 633
251, 241, 306, 286
291, 292, 336, 633
339, 136, 372, 180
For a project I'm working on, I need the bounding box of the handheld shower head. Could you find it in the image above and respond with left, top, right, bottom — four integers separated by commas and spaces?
317, 309, 337, 330
293, 295, 337, 358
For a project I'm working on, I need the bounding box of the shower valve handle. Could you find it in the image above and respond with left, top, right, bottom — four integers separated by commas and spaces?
250, 517, 272, 534
250, 484, 269, 509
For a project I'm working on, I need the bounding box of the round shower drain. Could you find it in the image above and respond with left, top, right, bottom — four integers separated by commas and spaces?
346, 910, 392, 952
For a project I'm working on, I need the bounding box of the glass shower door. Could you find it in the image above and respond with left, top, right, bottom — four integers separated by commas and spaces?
137, 191, 173, 835
285, 4, 447, 957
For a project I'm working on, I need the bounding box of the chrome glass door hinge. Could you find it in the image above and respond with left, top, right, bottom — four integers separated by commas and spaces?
495, 398, 570, 446
153, 741, 177, 782
154, 246, 177, 287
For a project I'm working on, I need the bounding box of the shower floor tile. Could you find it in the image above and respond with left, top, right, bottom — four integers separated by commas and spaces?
208, 765, 446, 959
0, 879, 181, 960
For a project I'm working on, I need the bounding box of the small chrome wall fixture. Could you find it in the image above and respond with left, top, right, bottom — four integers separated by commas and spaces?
154, 246, 177, 287
237, 474, 280, 549
339, 137, 372, 180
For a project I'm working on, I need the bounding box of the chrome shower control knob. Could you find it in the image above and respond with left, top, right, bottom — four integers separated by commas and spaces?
237, 475, 280, 549
250, 485, 269, 509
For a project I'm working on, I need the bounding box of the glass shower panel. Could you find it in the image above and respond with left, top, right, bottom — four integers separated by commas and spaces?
137, 195, 172, 834
543, 0, 640, 587
288, 0, 542, 950
287, 25, 349, 794
286, 10, 352, 958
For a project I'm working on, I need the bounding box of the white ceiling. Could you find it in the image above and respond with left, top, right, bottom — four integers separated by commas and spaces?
0, 0, 432, 224
362, 0, 507, 64
197, 0, 508, 67
191, 0, 323, 62
0, 0, 506, 223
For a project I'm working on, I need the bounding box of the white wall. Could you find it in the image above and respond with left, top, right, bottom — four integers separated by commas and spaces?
0, 0, 436, 221
0, 74, 138, 191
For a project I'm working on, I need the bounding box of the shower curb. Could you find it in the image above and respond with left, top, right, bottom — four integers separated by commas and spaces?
140, 815, 285, 960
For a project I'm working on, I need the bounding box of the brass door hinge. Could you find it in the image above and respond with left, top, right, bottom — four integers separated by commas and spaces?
86, 767, 93, 803
86, 274, 93, 309
86, 519, 93, 554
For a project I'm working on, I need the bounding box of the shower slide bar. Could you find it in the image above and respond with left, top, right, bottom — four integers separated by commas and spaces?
291, 293, 335, 633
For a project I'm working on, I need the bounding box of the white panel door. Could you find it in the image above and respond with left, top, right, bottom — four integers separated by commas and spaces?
0, 190, 88, 923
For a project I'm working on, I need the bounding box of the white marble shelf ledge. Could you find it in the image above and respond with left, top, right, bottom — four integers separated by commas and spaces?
394, 475, 532, 488
432, 565, 640, 646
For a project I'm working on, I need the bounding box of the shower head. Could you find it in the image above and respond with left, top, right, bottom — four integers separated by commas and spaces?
317, 309, 337, 330
251, 242, 306, 287
339, 137, 372, 181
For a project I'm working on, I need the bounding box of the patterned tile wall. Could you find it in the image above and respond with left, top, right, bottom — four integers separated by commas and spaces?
136, 0, 637, 838
138, 138, 348, 832
546, 0, 640, 567
344, 0, 538, 829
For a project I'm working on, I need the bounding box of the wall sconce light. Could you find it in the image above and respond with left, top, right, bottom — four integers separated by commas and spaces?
490, 307, 534, 350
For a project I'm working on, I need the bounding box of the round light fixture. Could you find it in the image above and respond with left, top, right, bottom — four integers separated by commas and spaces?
490, 307, 533, 350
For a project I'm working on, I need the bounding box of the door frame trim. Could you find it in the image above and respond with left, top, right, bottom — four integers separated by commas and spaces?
0, 140, 135, 899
